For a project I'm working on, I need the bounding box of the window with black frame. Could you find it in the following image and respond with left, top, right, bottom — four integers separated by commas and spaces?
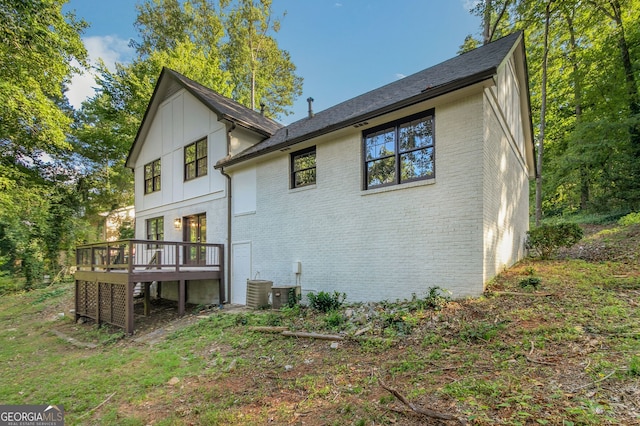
290, 146, 316, 188
363, 110, 435, 189
146, 217, 164, 249
144, 159, 161, 194
184, 137, 208, 181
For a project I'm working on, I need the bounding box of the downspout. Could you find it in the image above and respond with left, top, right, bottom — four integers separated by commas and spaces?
220, 122, 236, 306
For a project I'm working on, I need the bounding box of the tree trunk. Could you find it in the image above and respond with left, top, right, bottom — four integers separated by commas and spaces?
564, 10, 589, 209
535, 2, 552, 226
483, 0, 492, 44
610, 0, 640, 151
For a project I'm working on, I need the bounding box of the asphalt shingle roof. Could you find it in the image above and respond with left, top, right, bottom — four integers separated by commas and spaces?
165, 69, 282, 136
217, 31, 524, 168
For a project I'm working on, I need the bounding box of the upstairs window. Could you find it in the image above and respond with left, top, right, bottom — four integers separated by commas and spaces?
185, 137, 208, 181
144, 159, 161, 194
363, 110, 435, 189
291, 146, 316, 188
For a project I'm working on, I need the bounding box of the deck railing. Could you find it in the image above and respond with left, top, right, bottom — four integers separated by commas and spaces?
75, 239, 224, 272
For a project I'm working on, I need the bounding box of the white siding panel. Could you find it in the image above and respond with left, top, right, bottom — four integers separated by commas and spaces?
162, 101, 172, 153
233, 167, 257, 215
210, 127, 227, 195
171, 93, 183, 151
183, 92, 210, 143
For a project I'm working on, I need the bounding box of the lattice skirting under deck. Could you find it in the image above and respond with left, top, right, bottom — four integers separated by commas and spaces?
75, 280, 128, 330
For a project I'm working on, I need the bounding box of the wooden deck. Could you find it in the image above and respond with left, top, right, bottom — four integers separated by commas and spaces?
74, 239, 224, 334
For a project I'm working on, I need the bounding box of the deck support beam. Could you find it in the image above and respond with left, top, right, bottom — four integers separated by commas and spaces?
143, 282, 151, 316
178, 279, 186, 316
125, 281, 134, 334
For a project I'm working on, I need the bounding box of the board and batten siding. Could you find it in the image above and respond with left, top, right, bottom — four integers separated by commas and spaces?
133, 89, 229, 244
131, 89, 232, 305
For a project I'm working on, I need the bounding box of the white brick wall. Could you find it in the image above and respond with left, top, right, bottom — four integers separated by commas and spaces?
231, 93, 502, 302
482, 58, 531, 286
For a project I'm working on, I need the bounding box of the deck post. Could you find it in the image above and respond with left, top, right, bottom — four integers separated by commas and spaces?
125, 280, 134, 334
178, 279, 186, 316
218, 245, 225, 306
96, 279, 101, 326
74, 279, 80, 323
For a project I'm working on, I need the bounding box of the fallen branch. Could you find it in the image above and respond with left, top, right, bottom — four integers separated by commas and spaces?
248, 326, 289, 333
281, 331, 344, 341
525, 356, 557, 366
572, 370, 617, 391
378, 377, 466, 425
491, 291, 554, 297
77, 392, 116, 419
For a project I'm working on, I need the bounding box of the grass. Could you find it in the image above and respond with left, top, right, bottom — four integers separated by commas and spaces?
1, 222, 639, 424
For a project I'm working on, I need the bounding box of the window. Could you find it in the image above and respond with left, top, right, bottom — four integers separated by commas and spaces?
291, 146, 316, 188
363, 110, 435, 189
146, 217, 164, 248
185, 137, 208, 181
144, 159, 161, 194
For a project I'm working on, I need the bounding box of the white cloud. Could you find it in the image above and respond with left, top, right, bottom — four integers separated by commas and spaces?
66, 35, 134, 109
395, 73, 406, 80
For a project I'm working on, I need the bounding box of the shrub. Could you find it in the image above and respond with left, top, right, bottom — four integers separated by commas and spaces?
527, 223, 583, 259
307, 291, 346, 312
408, 287, 451, 311
618, 212, 640, 226
324, 311, 344, 328
519, 277, 541, 290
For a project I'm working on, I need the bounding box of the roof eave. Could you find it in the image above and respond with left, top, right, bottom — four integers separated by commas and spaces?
216, 67, 497, 170
125, 68, 170, 170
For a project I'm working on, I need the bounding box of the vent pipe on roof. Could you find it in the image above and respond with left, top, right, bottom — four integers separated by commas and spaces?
307, 97, 314, 118
260, 102, 265, 116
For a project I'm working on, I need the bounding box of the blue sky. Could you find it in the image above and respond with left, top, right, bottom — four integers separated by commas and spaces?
63, 0, 481, 124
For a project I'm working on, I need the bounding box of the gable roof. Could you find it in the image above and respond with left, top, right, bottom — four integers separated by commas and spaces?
126, 67, 282, 169
217, 31, 531, 169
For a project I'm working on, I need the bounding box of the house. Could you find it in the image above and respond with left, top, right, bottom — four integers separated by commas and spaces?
77, 31, 534, 331
215, 31, 534, 304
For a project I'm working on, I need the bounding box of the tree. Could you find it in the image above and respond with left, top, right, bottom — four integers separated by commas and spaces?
0, 0, 88, 285
466, 0, 640, 215
0, 0, 87, 160
221, 0, 302, 116
535, 1, 552, 226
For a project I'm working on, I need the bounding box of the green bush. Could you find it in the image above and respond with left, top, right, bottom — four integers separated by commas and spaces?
618, 212, 640, 226
527, 223, 583, 259
519, 277, 541, 290
307, 291, 346, 312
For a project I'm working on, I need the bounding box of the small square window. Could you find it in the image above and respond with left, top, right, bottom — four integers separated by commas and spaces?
185, 138, 208, 181
291, 146, 316, 188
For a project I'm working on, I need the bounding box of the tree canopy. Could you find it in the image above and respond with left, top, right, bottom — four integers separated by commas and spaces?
0, 0, 88, 288
465, 0, 640, 214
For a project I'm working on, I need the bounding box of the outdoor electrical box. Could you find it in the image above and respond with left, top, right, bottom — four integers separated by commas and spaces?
292, 261, 301, 274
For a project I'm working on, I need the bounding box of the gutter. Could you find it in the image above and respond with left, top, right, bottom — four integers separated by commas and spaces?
219, 121, 237, 306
